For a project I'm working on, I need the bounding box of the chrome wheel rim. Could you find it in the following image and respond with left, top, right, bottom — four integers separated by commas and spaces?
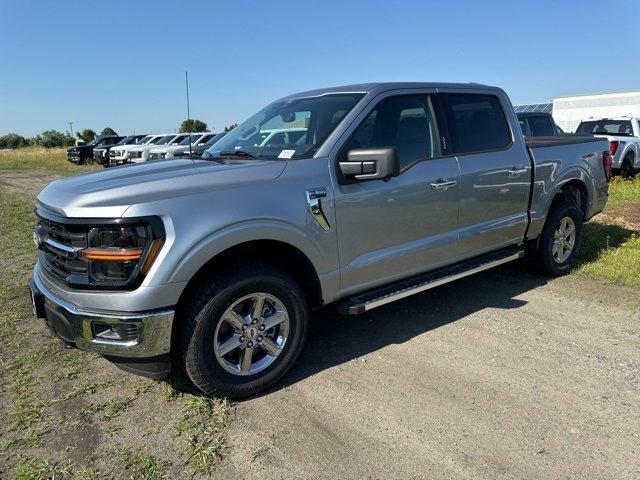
213, 293, 289, 376
552, 216, 576, 264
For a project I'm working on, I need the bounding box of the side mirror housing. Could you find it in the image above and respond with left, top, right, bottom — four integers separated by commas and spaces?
339, 147, 399, 182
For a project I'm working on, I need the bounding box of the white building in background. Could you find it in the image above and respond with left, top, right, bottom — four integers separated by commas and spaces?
552, 90, 640, 133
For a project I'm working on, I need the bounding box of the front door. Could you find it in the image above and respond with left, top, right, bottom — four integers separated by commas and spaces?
333, 92, 461, 296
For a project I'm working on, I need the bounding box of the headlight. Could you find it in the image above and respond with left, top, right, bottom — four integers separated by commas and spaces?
80, 220, 164, 288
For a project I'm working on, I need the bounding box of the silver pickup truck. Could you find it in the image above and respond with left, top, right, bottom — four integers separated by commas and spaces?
29, 82, 610, 398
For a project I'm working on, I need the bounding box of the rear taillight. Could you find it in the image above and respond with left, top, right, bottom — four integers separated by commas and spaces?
603, 151, 613, 182
609, 141, 619, 155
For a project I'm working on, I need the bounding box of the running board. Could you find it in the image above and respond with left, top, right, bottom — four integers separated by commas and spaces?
339, 247, 524, 315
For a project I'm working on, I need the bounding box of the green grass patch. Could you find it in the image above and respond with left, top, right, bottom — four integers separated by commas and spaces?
0, 147, 99, 176
173, 396, 230, 476
14, 457, 74, 480
607, 176, 640, 205
116, 448, 171, 480
576, 222, 640, 287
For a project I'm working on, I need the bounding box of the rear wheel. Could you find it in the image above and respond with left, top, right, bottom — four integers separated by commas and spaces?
621, 155, 635, 179
179, 264, 308, 398
527, 200, 583, 276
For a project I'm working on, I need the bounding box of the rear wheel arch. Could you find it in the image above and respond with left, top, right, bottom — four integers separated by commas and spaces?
554, 179, 588, 220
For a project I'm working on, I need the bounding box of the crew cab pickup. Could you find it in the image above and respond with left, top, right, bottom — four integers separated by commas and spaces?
67, 136, 122, 164
29, 83, 610, 398
516, 111, 564, 137
93, 134, 148, 165
575, 117, 640, 178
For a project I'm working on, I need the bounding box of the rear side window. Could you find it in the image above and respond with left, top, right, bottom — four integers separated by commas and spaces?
442, 94, 511, 154
347, 95, 440, 170
529, 116, 555, 136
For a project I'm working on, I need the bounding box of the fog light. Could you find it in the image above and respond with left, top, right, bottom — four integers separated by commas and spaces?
92, 322, 138, 342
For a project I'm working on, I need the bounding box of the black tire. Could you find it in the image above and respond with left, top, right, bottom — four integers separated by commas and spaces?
621, 156, 635, 179
527, 200, 583, 276
178, 264, 308, 398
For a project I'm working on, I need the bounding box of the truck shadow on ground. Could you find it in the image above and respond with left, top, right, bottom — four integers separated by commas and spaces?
270, 262, 549, 395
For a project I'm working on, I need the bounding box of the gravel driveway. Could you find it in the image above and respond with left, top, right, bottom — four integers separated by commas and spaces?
216, 265, 639, 480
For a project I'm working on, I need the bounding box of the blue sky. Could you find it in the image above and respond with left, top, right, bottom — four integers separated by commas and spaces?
1, 0, 639, 137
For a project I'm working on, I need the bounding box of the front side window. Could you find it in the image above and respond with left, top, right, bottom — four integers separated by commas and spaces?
576, 120, 633, 135
179, 134, 202, 145
443, 94, 511, 154
346, 95, 440, 170
209, 93, 365, 159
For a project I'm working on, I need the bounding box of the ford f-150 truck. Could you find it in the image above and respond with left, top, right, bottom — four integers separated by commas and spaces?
29, 82, 610, 398
575, 117, 640, 178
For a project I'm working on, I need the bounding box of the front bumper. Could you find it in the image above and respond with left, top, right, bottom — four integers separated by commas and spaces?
29, 266, 174, 361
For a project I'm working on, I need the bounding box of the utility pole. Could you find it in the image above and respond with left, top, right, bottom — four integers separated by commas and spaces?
185, 71, 193, 156
68, 122, 74, 137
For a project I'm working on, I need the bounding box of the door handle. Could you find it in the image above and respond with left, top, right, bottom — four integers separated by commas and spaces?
507, 166, 529, 177
430, 179, 457, 190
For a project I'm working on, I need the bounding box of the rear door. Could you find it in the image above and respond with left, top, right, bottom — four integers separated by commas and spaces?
437, 91, 531, 257
333, 90, 460, 295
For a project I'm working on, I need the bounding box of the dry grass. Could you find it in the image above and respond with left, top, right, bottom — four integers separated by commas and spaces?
0, 147, 99, 176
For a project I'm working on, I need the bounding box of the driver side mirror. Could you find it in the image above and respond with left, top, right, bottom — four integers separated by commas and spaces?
339, 147, 399, 181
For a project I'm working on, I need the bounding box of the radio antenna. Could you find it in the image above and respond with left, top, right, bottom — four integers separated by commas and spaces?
185, 71, 192, 156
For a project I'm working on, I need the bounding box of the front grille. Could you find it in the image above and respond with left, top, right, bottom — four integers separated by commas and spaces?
37, 216, 89, 284
110, 150, 120, 157
131, 151, 142, 158
149, 152, 165, 160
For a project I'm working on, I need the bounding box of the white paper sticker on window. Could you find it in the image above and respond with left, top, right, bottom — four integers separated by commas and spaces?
278, 150, 296, 159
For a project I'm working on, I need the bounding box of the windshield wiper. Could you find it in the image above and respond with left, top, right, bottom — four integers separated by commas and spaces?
218, 149, 261, 160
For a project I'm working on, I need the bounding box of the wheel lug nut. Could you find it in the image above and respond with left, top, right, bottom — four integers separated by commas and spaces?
252, 319, 258, 325
239, 337, 245, 342
247, 341, 254, 348
257, 336, 262, 342
259, 325, 265, 331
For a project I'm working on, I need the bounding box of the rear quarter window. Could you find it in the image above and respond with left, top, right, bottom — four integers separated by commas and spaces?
443, 94, 511, 154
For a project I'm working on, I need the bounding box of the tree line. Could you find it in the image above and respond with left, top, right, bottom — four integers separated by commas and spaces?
0, 119, 238, 149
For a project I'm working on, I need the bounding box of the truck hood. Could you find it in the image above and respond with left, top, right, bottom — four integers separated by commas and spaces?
37, 158, 287, 218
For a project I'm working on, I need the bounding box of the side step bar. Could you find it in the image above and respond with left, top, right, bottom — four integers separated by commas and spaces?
339, 247, 525, 315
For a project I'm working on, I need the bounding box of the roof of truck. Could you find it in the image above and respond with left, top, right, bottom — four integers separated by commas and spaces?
277, 82, 501, 102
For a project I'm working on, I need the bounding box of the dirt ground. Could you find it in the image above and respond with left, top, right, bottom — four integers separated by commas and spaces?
0, 170, 59, 197
2, 170, 639, 479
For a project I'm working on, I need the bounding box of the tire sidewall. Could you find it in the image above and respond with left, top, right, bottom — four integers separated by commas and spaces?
185, 270, 308, 396
540, 203, 582, 275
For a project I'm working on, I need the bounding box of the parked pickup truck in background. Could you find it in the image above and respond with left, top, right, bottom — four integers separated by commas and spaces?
516, 111, 564, 137
67, 135, 122, 164
575, 117, 640, 178
174, 132, 227, 158
148, 132, 208, 160
108, 134, 162, 166
30, 82, 610, 398
127, 133, 190, 163
93, 134, 147, 165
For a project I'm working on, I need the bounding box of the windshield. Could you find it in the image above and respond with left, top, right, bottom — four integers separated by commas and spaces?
155, 135, 177, 145
204, 132, 226, 146
576, 120, 633, 136
117, 135, 136, 145
137, 135, 152, 144
179, 134, 203, 145
209, 93, 365, 159
86, 137, 102, 147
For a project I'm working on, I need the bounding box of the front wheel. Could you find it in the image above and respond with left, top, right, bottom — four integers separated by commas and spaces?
179, 265, 308, 398
527, 200, 583, 276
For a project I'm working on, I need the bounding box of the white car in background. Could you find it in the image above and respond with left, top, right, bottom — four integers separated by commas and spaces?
127, 133, 189, 163
148, 132, 208, 160
108, 135, 162, 166
575, 117, 640, 178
